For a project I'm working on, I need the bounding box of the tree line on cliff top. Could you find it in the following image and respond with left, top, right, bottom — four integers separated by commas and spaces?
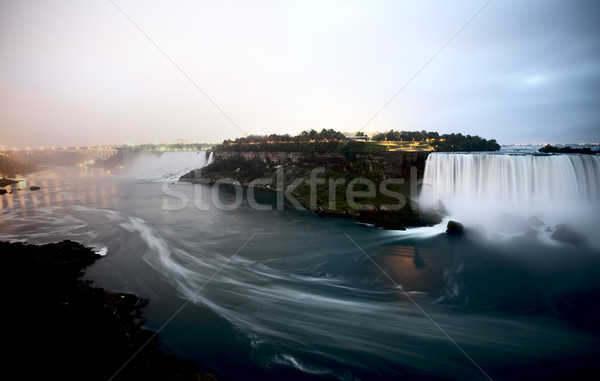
214, 129, 500, 153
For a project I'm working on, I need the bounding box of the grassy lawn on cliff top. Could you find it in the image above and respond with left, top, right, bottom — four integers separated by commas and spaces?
366, 141, 435, 152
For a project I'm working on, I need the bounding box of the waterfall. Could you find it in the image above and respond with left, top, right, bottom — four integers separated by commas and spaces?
124, 151, 213, 182
419, 153, 600, 237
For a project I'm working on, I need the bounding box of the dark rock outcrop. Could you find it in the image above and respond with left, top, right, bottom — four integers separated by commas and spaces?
446, 220, 464, 236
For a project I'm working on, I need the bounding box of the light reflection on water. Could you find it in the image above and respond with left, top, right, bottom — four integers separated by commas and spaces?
0, 167, 116, 213
380, 245, 450, 300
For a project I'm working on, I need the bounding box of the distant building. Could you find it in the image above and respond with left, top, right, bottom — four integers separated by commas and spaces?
345, 135, 368, 141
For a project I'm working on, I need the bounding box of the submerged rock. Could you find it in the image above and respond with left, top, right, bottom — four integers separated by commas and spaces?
528, 216, 545, 228
29, 185, 40, 191
446, 220, 464, 236
551, 226, 586, 245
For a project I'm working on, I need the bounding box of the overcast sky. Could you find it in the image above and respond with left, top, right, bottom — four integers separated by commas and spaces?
1, 0, 599, 149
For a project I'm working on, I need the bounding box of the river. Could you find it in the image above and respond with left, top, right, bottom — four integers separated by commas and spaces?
1, 163, 599, 381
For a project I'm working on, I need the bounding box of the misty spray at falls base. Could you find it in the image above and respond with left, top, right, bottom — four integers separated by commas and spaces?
123, 150, 214, 182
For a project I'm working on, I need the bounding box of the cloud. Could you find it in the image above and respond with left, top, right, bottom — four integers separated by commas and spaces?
1, 0, 599, 148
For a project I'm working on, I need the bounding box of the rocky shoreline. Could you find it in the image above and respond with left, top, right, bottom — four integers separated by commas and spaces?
2, 240, 217, 381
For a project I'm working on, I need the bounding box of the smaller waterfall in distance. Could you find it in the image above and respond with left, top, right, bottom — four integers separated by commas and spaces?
124, 151, 213, 182
419, 153, 600, 243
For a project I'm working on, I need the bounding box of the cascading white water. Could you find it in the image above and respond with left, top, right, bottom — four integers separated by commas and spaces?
124, 151, 213, 182
419, 153, 600, 240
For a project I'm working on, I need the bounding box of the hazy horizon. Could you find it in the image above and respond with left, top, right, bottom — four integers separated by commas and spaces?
2, 0, 599, 149
3, 134, 599, 152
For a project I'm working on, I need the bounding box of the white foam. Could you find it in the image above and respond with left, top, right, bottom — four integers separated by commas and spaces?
91, 246, 108, 256
268, 354, 332, 375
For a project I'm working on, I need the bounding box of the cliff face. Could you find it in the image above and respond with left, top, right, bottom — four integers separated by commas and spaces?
212, 150, 430, 179
213, 151, 351, 172
358, 151, 430, 179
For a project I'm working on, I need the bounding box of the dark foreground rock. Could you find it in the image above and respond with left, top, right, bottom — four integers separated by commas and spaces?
1, 240, 216, 381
